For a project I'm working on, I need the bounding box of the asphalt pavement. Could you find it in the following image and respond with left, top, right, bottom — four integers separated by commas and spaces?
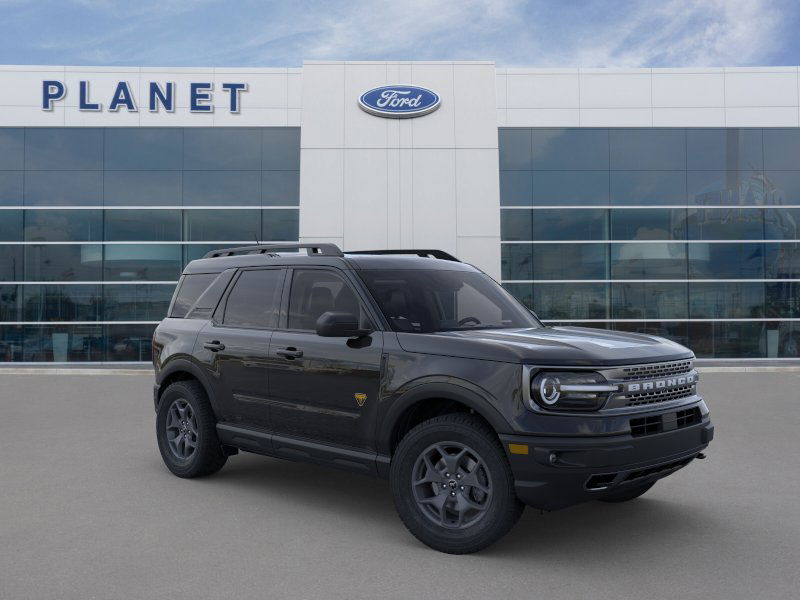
1, 370, 798, 600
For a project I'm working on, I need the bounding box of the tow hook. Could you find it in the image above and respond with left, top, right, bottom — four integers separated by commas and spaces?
696, 452, 707, 460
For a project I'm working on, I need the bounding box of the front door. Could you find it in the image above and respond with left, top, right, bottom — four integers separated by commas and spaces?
267, 268, 383, 451
196, 267, 285, 428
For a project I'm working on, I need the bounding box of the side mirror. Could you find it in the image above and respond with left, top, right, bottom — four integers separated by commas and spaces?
315, 311, 371, 338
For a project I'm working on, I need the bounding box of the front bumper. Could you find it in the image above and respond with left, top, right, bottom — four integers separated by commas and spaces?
500, 416, 713, 510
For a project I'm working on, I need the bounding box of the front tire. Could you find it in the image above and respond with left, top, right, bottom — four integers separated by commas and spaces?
390, 413, 524, 554
156, 380, 227, 478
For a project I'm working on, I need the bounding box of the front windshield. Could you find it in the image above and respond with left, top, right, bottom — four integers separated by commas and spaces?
358, 269, 541, 333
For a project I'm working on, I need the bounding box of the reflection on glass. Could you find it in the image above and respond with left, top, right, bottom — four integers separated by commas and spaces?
687, 170, 771, 205
0, 210, 22, 241
498, 129, 531, 170
104, 171, 182, 206
25, 128, 103, 170
103, 245, 181, 281
686, 129, 763, 171
24, 245, 102, 281
104, 209, 181, 241
104, 128, 182, 170
689, 282, 765, 319
262, 128, 301, 170
500, 171, 532, 206
611, 171, 686, 205
533, 244, 608, 280
0, 285, 20, 321
689, 243, 764, 279
22, 324, 104, 362
533, 283, 608, 320
0, 170, 23, 205
24, 210, 102, 241
502, 283, 534, 311
262, 171, 300, 206
764, 129, 800, 170
611, 243, 687, 279
612, 282, 688, 320
262, 209, 299, 241
533, 171, 609, 205
533, 129, 609, 170
766, 282, 800, 318
614, 321, 689, 348
610, 129, 685, 170
106, 324, 157, 361
22, 285, 101, 321
183, 128, 261, 170
24, 171, 103, 206
183, 171, 261, 206
611, 208, 687, 240
184, 209, 261, 241
0, 129, 24, 170
765, 242, 800, 279
0, 245, 23, 280
0, 326, 23, 361
104, 285, 173, 320
687, 208, 764, 240
501, 245, 533, 280
689, 321, 765, 358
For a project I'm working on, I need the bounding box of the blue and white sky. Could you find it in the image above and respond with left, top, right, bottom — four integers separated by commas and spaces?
1, 0, 798, 68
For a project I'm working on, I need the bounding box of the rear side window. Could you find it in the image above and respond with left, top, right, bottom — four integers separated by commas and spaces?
170, 273, 218, 318
287, 269, 371, 331
223, 269, 283, 329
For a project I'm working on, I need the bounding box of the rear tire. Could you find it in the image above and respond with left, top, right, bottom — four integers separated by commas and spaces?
390, 413, 524, 554
598, 481, 655, 503
156, 380, 227, 478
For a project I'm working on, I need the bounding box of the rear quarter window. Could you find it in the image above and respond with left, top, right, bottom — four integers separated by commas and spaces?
170, 273, 219, 318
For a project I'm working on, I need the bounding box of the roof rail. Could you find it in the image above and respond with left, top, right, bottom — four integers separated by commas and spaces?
344, 249, 460, 262
202, 243, 344, 259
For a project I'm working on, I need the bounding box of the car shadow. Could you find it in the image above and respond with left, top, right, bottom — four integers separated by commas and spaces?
196, 452, 718, 558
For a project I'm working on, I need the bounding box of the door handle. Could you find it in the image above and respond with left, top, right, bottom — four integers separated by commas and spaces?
276, 347, 303, 360
203, 340, 226, 352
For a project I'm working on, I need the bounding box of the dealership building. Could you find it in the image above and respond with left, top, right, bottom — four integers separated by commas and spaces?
1, 60, 799, 362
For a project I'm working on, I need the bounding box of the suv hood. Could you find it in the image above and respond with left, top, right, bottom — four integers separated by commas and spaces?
396, 326, 693, 366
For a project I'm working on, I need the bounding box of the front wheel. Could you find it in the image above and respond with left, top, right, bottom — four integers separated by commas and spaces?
390, 413, 524, 554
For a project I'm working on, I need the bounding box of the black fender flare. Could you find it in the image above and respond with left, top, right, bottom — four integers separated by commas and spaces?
156, 356, 222, 418
377, 380, 513, 456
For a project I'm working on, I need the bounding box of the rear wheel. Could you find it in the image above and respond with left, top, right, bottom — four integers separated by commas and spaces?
390, 413, 524, 554
598, 481, 655, 503
156, 380, 227, 478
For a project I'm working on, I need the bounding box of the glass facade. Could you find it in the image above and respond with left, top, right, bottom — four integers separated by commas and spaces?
0, 127, 300, 362
500, 127, 800, 359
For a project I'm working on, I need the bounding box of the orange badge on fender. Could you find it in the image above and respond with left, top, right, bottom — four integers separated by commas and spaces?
354, 393, 367, 407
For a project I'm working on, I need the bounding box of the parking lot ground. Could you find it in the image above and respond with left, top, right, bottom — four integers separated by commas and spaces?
1, 371, 799, 600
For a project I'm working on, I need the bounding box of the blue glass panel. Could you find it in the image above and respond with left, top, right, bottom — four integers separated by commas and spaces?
22, 284, 101, 321
499, 171, 532, 206
502, 283, 534, 310
611, 282, 688, 319
689, 282, 765, 319
533, 283, 609, 320
104, 171, 182, 206
103, 245, 181, 281
0, 245, 23, 280
498, 129, 531, 170
766, 282, 800, 318
0, 285, 20, 321
765, 242, 800, 279
0, 129, 24, 170
532, 129, 609, 170
22, 324, 104, 362
687, 170, 770, 205
689, 321, 765, 358
686, 129, 763, 171
262, 209, 299, 241
104, 284, 173, 320
104, 209, 181, 241
25, 128, 103, 170
24, 171, 103, 206
501, 244, 533, 280
0, 209, 22, 241
24, 244, 102, 281
764, 171, 800, 204
105, 324, 157, 361
611, 208, 687, 240
183, 171, 260, 206
687, 208, 764, 240
262, 171, 299, 206
610, 129, 685, 170
532, 171, 609, 205
183, 128, 261, 170
611, 171, 686, 205
611, 243, 687, 279
0, 171, 23, 205
689, 243, 764, 279
533, 243, 608, 280
184, 209, 261, 241
262, 128, 300, 170
614, 321, 689, 349
0, 326, 24, 361
24, 210, 102, 242
104, 128, 182, 170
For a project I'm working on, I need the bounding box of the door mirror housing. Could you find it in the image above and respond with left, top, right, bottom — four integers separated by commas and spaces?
315, 311, 371, 338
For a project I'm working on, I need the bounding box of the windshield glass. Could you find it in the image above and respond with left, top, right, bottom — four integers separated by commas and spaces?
358, 269, 541, 333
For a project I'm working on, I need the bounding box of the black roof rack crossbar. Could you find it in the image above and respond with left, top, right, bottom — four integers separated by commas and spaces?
203, 243, 343, 259
344, 249, 460, 262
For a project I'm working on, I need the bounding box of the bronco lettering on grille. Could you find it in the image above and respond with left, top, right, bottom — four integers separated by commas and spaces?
626, 373, 695, 393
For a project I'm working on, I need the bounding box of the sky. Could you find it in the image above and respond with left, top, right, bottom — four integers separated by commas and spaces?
0, 0, 799, 68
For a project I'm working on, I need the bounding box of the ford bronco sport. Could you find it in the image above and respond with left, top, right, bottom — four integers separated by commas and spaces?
152, 243, 713, 554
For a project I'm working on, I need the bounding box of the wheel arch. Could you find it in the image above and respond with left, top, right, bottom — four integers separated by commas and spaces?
156, 358, 220, 417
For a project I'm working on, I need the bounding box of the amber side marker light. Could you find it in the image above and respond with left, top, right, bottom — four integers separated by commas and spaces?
508, 443, 529, 455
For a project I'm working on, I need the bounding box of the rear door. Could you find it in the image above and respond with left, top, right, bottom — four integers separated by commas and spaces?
196, 267, 285, 428
267, 267, 384, 451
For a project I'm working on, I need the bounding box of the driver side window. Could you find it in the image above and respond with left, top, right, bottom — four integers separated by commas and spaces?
286, 269, 371, 331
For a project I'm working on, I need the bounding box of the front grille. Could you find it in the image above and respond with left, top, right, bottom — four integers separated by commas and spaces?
630, 407, 702, 437
622, 360, 693, 381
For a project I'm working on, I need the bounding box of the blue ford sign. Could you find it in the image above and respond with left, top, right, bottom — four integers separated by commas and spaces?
358, 85, 440, 118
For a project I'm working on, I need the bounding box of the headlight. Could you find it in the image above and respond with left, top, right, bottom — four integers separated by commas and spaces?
529, 371, 618, 411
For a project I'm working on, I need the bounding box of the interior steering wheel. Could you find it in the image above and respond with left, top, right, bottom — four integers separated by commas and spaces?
458, 316, 482, 326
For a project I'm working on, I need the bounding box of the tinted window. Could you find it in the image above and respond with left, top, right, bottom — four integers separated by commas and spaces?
262, 209, 299, 241
764, 129, 800, 170
25, 128, 103, 170
0, 170, 23, 205
533, 282, 608, 320
0, 285, 20, 321
103, 244, 181, 281
689, 243, 764, 279
612, 282, 688, 320
610, 129, 685, 170
104, 128, 182, 170
105, 324, 156, 361
686, 129, 763, 171
223, 269, 283, 328
0, 129, 24, 170
689, 282, 765, 319
498, 129, 532, 170
183, 171, 261, 206
533, 171, 609, 205
184, 209, 261, 241
24, 210, 102, 241
22, 324, 103, 362
687, 208, 764, 240
611, 243, 687, 279
288, 269, 369, 331
183, 129, 261, 170
499, 172, 533, 206
24, 244, 102, 281
501, 209, 607, 241
611, 208, 687, 240
262, 128, 300, 170
105, 284, 173, 320
0, 210, 22, 241
171, 273, 219, 318
262, 171, 300, 206
22, 285, 101, 321
687, 170, 769, 205
533, 129, 609, 170
104, 209, 181, 241
24, 171, 103, 206
611, 171, 686, 205
0, 245, 23, 280
104, 171, 182, 206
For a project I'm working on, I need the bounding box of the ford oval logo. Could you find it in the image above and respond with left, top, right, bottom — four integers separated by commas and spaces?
358, 85, 440, 118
